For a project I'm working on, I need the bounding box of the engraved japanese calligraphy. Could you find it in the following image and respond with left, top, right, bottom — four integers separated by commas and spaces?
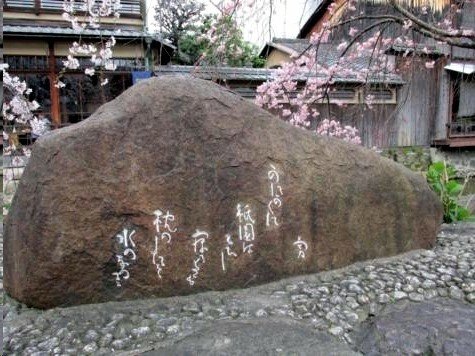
266, 164, 283, 228
112, 228, 137, 287
151, 209, 178, 279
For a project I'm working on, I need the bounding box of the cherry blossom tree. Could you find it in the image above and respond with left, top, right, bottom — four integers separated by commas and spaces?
201, 0, 363, 143
4, 0, 475, 149
2, 64, 47, 210
2, 66, 40, 129
3, 1, 122, 145
2, 64, 50, 156
253, 0, 474, 144
59, 0, 122, 87
190, 0, 267, 66
2, 0, 123, 205
191, 13, 264, 66
154, 0, 205, 48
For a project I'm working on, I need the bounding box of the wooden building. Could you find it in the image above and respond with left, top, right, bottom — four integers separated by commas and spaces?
3, 0, 174, 128
260, 38, 312, 68
261, 0, 475, 148
154, 65, 404, 148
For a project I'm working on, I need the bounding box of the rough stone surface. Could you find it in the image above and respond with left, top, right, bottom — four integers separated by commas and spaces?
2, 223, 475, 355
4, 76, 442, 308
141, 318, 360, 356
353, 298, 475, 355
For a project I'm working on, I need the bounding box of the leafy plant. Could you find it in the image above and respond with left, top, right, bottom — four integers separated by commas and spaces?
154, 0, 205, 48
426, 161, 472, 223
178, 14, 265, 67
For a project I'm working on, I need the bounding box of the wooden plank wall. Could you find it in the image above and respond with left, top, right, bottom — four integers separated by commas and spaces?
434, 59, 450, 140
313, 103, 398, 148
226, 81, 405, 148
393, 57, 439, 147
225, 65, 444, 148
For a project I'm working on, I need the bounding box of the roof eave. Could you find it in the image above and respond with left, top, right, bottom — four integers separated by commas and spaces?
297, 0, 332, 39
4, 30, 175, 50
259, 43, 272, 58
154, 65, 404, 85
259, 42, 299, 59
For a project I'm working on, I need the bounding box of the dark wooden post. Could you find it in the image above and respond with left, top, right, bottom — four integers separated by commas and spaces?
48, 42, 61, 128
34, 0, 41, 15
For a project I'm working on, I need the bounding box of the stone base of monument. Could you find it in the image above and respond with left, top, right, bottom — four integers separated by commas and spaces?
4, 76, 442, 309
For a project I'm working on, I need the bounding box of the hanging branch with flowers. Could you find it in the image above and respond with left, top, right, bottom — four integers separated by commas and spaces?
58, 0, 123, 87
2, 1, 123, 161
255, 0, 475, 145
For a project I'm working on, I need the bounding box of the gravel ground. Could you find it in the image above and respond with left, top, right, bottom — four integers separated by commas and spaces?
2, 223, 475, 355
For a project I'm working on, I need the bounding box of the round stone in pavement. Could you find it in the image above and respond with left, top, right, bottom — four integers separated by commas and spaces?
140, 318, 360, 356
352, 298, 475, 355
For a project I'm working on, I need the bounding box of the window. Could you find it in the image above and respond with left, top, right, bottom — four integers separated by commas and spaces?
328, 87, 359, 103
25, 75, 52, 115
3, 73, 52, 117
4, 56, 49, 71
60, 73, 132, 124
5, 0, 142, 17
450, 73, 475, 137
361, 86, 397, 104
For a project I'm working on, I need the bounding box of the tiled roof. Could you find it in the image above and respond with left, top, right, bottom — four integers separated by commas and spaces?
273, 38, 312, 54
388, 43, 449, 56
155, 65, 275, 81
260, 38, 312, 57
154, 65, 404, 84
313, 43, 375, 71
261, 40, 388, 73
3, 25, 174, 48
297, 0, 331, 38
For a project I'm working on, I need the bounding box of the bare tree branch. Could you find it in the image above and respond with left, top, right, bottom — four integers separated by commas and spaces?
389, 0, 475, 40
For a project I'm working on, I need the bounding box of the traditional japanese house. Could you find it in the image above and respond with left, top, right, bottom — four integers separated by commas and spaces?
3, 0, 174, 129
260, 38, 312, 69
154, 65, 404, 148
259, 39, 404, 148
155, 65, 276, 99
261, 0, 475, 149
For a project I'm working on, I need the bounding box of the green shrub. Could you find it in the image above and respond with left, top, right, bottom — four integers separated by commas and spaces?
426, 161, 472, 223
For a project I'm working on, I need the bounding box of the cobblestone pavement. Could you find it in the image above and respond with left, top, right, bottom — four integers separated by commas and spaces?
2, 223, 475, 355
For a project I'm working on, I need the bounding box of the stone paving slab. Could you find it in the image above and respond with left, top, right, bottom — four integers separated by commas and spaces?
140, 318, 361, 356
353, 297, 475, 355
2, 223, 475, 355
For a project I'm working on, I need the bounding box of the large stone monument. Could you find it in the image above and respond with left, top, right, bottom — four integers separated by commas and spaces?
4, 77, 442, 309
